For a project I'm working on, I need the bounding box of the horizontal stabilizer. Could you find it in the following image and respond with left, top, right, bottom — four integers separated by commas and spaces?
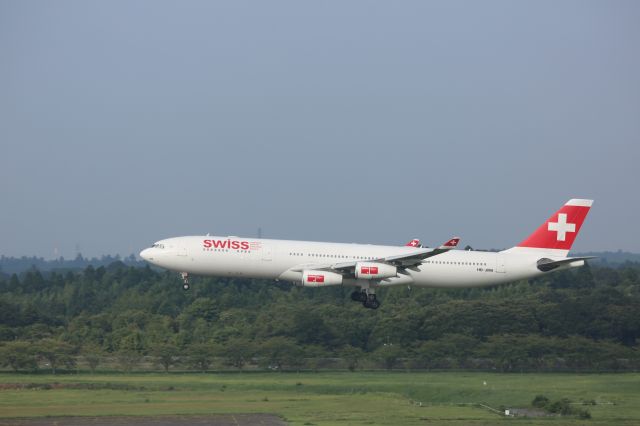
536, 256, 597, 272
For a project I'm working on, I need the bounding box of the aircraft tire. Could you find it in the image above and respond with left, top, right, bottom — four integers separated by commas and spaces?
351, 290, 367, 302
362, 296, 380, 309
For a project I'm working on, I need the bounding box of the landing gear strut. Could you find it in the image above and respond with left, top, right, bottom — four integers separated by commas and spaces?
180, 272, 190, 290
351, 289, 380, 309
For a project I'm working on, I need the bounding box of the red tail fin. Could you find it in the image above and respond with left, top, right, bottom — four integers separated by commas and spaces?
515, 199, 593, 254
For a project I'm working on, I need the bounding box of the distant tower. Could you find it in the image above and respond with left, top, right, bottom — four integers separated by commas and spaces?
258, 227, 262, 238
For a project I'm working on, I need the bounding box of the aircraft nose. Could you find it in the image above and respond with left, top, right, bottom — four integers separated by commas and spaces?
140, 248, 153, 261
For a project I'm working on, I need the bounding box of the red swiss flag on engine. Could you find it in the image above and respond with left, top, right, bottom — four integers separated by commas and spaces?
517, 199, 592, 251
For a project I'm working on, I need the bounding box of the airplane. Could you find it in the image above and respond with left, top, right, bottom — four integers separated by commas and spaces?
140, 199, 594, 309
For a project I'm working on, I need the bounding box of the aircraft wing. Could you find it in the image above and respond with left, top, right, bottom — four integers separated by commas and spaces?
289, 237, 460, 275
331, 237, 461, 271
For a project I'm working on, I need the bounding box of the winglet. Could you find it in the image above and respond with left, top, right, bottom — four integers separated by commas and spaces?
439, 237, 460, 250
405, 239, 421, 247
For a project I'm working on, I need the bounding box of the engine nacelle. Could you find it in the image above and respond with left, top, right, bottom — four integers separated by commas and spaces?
355, 262, 397, 279
301, 270, 343, 287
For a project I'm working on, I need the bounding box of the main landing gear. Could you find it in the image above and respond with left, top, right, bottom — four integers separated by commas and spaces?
180, 272, 190, 290
350, 290, 380, 310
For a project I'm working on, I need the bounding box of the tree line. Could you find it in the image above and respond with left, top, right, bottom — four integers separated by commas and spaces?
0, 254, 142, 275
0, 261, 639, 373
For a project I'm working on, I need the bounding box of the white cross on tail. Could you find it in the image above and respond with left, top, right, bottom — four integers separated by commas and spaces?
547, 213, 576, 241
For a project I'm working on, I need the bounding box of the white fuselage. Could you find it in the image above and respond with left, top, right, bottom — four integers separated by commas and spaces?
140, 236, 576, 289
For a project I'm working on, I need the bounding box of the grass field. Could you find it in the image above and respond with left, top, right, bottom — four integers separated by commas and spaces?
1, 371, 639, 425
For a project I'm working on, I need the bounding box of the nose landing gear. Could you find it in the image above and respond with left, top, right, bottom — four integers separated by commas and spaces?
181, 272, 190, 290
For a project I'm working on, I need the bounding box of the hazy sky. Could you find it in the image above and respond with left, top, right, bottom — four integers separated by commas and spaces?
1, 1, 639, 258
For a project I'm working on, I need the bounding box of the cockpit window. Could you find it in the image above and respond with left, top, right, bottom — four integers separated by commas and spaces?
151, 243, 165, 249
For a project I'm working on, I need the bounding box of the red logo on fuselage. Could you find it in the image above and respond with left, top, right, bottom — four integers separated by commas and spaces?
203, 239, 250, 250
360, 266, 379, 275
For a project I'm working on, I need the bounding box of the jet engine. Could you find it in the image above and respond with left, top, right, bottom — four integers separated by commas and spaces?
301, 270, 343, 287
355, 262, 397, 279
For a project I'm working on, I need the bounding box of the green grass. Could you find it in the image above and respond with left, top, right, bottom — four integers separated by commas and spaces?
1, 372, 639, 425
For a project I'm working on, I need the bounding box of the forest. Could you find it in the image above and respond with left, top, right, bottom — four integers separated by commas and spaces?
0, 260, 639, 373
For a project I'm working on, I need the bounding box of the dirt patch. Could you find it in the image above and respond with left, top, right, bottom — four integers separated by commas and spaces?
0, 414, 287, 426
